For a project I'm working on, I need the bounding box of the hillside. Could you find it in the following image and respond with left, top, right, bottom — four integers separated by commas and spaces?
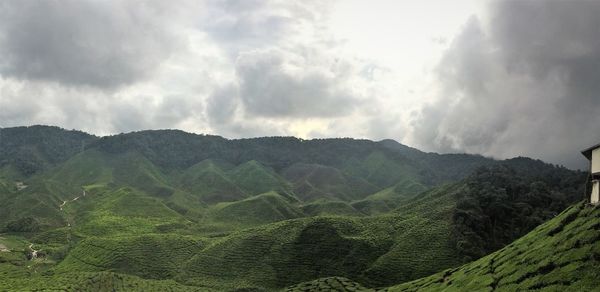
388, 202, 600, 291
0, 126, 96, 177
0, 126, 588, 291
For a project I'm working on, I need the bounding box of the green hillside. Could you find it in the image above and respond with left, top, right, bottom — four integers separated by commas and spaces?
54, 234, 207, 279
283, 163, 377, 202
0, 125, 96, 177
0, 271, 205, 291
178, 183, 465, 290
284, 277, 371, 291
177, 159, 246, 204
228, 160, 291, 195
301, 200, 363, 217
388, 202, 600, 291
0, 126, 590, 291
211, 191, 303, 225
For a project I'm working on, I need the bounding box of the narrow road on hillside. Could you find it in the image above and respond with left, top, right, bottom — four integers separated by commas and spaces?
59, 189, 86, 226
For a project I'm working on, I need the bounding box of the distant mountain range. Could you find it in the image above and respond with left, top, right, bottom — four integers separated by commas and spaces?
0, 125, 594, 291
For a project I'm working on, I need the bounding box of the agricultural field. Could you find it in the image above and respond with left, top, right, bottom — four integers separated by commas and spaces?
0, 126, 591, 291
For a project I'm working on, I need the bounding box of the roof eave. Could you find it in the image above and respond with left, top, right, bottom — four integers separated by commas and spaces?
582, 143, 600, 160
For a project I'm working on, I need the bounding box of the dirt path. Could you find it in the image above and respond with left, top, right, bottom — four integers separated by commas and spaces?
28, 243, 38, 259
59, 189, 86, 226
0, 237, 9, 252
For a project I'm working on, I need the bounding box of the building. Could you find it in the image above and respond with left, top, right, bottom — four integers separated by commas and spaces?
582, 143, 600, 204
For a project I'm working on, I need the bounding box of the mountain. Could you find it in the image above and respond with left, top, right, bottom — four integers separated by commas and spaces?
0, 125, 96, 177
0, 125, 588, 291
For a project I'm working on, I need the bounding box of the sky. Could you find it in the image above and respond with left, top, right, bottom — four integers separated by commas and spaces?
0, 0, 599, 169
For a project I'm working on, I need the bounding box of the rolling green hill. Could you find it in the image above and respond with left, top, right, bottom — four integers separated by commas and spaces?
177, 159, 246, 204
0, 125, 590, 291
228, 160, 292, 196
211, 191, 303, 225
54, 234, 207, 279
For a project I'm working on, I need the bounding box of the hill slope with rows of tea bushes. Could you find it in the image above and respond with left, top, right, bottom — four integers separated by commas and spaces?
0, 125, 587, 291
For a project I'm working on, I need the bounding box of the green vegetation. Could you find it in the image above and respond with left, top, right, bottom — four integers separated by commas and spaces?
212, 191, 303, 225
0, 125, 95, 176
0, 272, 205, 291
388, 203, 600, 291
0, 126, 590, 291
284, 277, 372, 291
54, 234, 207, 279
452, 163, 584, 261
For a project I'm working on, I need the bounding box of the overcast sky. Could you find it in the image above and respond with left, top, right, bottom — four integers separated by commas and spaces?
0, 0, 599, 168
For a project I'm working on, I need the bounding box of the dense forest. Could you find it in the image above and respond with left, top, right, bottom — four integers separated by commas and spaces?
452, 163, 585, 260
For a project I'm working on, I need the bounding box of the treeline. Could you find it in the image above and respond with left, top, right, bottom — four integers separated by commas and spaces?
0, 126, 95, 176
452, 161, 586, 261
89, 130, 410, 172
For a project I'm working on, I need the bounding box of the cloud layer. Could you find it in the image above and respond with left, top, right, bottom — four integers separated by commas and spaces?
0, 1, 179, 88
411, 1, 600, 168
0, 1, 599, 168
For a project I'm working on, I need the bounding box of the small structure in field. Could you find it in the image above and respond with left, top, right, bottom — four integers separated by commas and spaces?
582, 143, 600, 204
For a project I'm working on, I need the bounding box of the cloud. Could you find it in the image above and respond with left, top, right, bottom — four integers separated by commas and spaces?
5, 0, 597, 169
0, 1, 179, 89
235, 48, 360, 118
411, 1, 600, 168
199, 0, 331, 55
0, 76, 207, 136
201, 1, 369, 132
203, 48, 365, 137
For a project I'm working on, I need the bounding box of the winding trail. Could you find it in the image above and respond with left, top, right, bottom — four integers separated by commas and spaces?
59, 189, 86, 226
28, 243, 38, 259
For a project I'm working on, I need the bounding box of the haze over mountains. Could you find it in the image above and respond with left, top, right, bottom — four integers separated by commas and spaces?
0, 125, 595, 291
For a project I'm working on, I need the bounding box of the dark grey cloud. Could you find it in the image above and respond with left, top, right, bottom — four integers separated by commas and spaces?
235, 49, 359, 118
207, 85, 240, 125
413, 1, 600, 168
0, 1, 178, 89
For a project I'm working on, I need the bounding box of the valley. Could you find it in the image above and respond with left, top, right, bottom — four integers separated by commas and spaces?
0, 125, 594, 291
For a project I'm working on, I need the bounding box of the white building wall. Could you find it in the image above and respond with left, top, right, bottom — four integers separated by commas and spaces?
592, 148, 600, 174
592, 180, 600, 204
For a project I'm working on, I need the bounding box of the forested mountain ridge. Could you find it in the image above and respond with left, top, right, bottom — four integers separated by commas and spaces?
0, 125, 96, 176
0, 125, 588, 291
